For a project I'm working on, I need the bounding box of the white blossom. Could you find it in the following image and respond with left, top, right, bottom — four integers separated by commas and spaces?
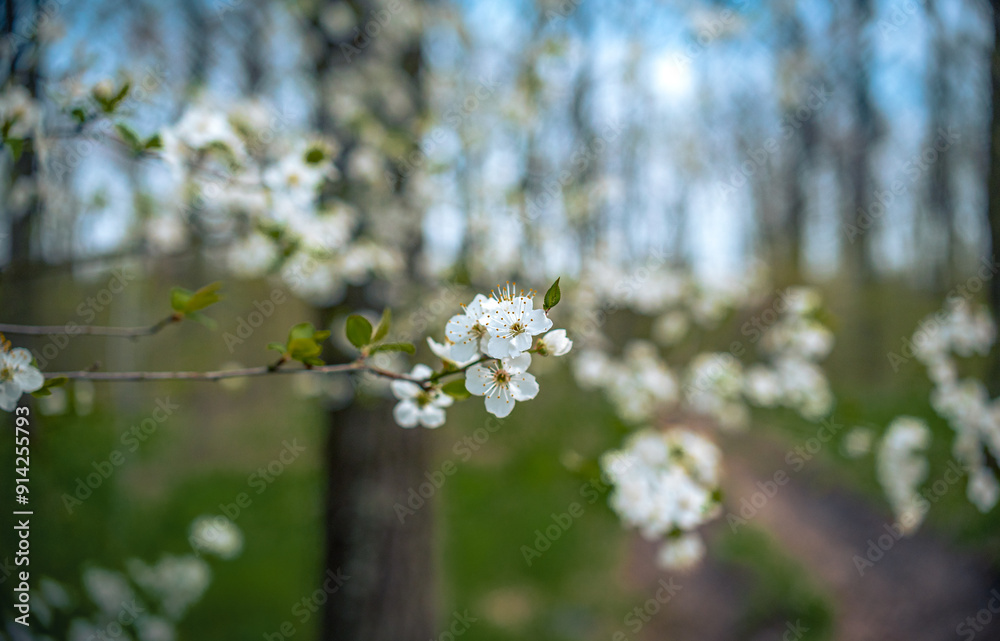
0, 347, 45, 411
390, 364, 453, 428
483, 287, 552, 359
536, 329, 573, 357
465, 353, 539, 418
445, 294, 497, 362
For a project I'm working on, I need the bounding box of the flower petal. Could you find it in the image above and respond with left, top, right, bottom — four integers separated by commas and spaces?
419, 405, 446, 428
390, 380, 421, 400
525, 309, 553, 334
505, 353, 532, 374
484, 386, 514, 418
393, 400, 420, 428
509, 372, 539, 401
410, 364, 434, 380
445, 315, 475, 343
465, 365, 493, 396
487, 336, 514, 360
15, 368, 44, 393
511, 332, 533, 353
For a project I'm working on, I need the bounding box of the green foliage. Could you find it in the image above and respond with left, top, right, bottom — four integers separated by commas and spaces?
284, 323, 331, 366
171, 282, 223, 315
368, 342, 416, 355
371, 308, 391, 343
169, 282, 223, 329
442, 379, 471, 400
345, 315, 373, 348
93, 81, 131, 113
543, 277, 561, 311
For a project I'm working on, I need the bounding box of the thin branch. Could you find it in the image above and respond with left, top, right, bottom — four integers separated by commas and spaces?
43, 360, 428, 384
0, 314, 180, 338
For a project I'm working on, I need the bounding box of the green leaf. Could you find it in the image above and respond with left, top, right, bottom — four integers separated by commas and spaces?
345, 315, 373, 348
5, 138, 25, 161
371, 308, 391, 343
171, 282, 222, 317
369, 342, 416, 355
184, 282, 223, 313
442, 379, 471, 400
115, 123, 142, 151
31, 377, 68, 398
287, 337, 322, 361
543, 277, 561, 311
170, 287, 193, 313
185, 311, 218, 330
144, 134, 163, 150
71, 107, 89, 124
285, 323, 330, 364
267, 342, 287, 354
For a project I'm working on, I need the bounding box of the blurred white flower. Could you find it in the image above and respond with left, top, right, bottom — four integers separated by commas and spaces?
188, 515, 244, 560
877, 417, 930, 534
127, 555, 211, 621
843, 427, 874, 459
657, 533, 705, 571
391, 364, 453, 428
602, 427, 721, 559
82, 567, 135, 616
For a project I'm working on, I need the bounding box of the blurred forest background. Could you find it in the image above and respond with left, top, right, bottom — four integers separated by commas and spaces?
3, 0, 1000, 639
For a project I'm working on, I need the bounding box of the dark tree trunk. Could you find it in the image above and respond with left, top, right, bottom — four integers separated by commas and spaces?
307, 2, 435, 639
988, 0, 1000, 392
323, 401, 434, 641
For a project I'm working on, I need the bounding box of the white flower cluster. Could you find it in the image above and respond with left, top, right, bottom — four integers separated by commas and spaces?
390, 287, 572, 426
152, 102, 404, 307
908, 300, 1000, 512
0, 346, 45, 411
571, 269, 834, 432
876, 416, 931, 534
744, 288, 835, 420
601, 427, 722, 571
574, 341, 678, 423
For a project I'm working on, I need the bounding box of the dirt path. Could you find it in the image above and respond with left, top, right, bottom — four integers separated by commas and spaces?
625, 432, 1000, 640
